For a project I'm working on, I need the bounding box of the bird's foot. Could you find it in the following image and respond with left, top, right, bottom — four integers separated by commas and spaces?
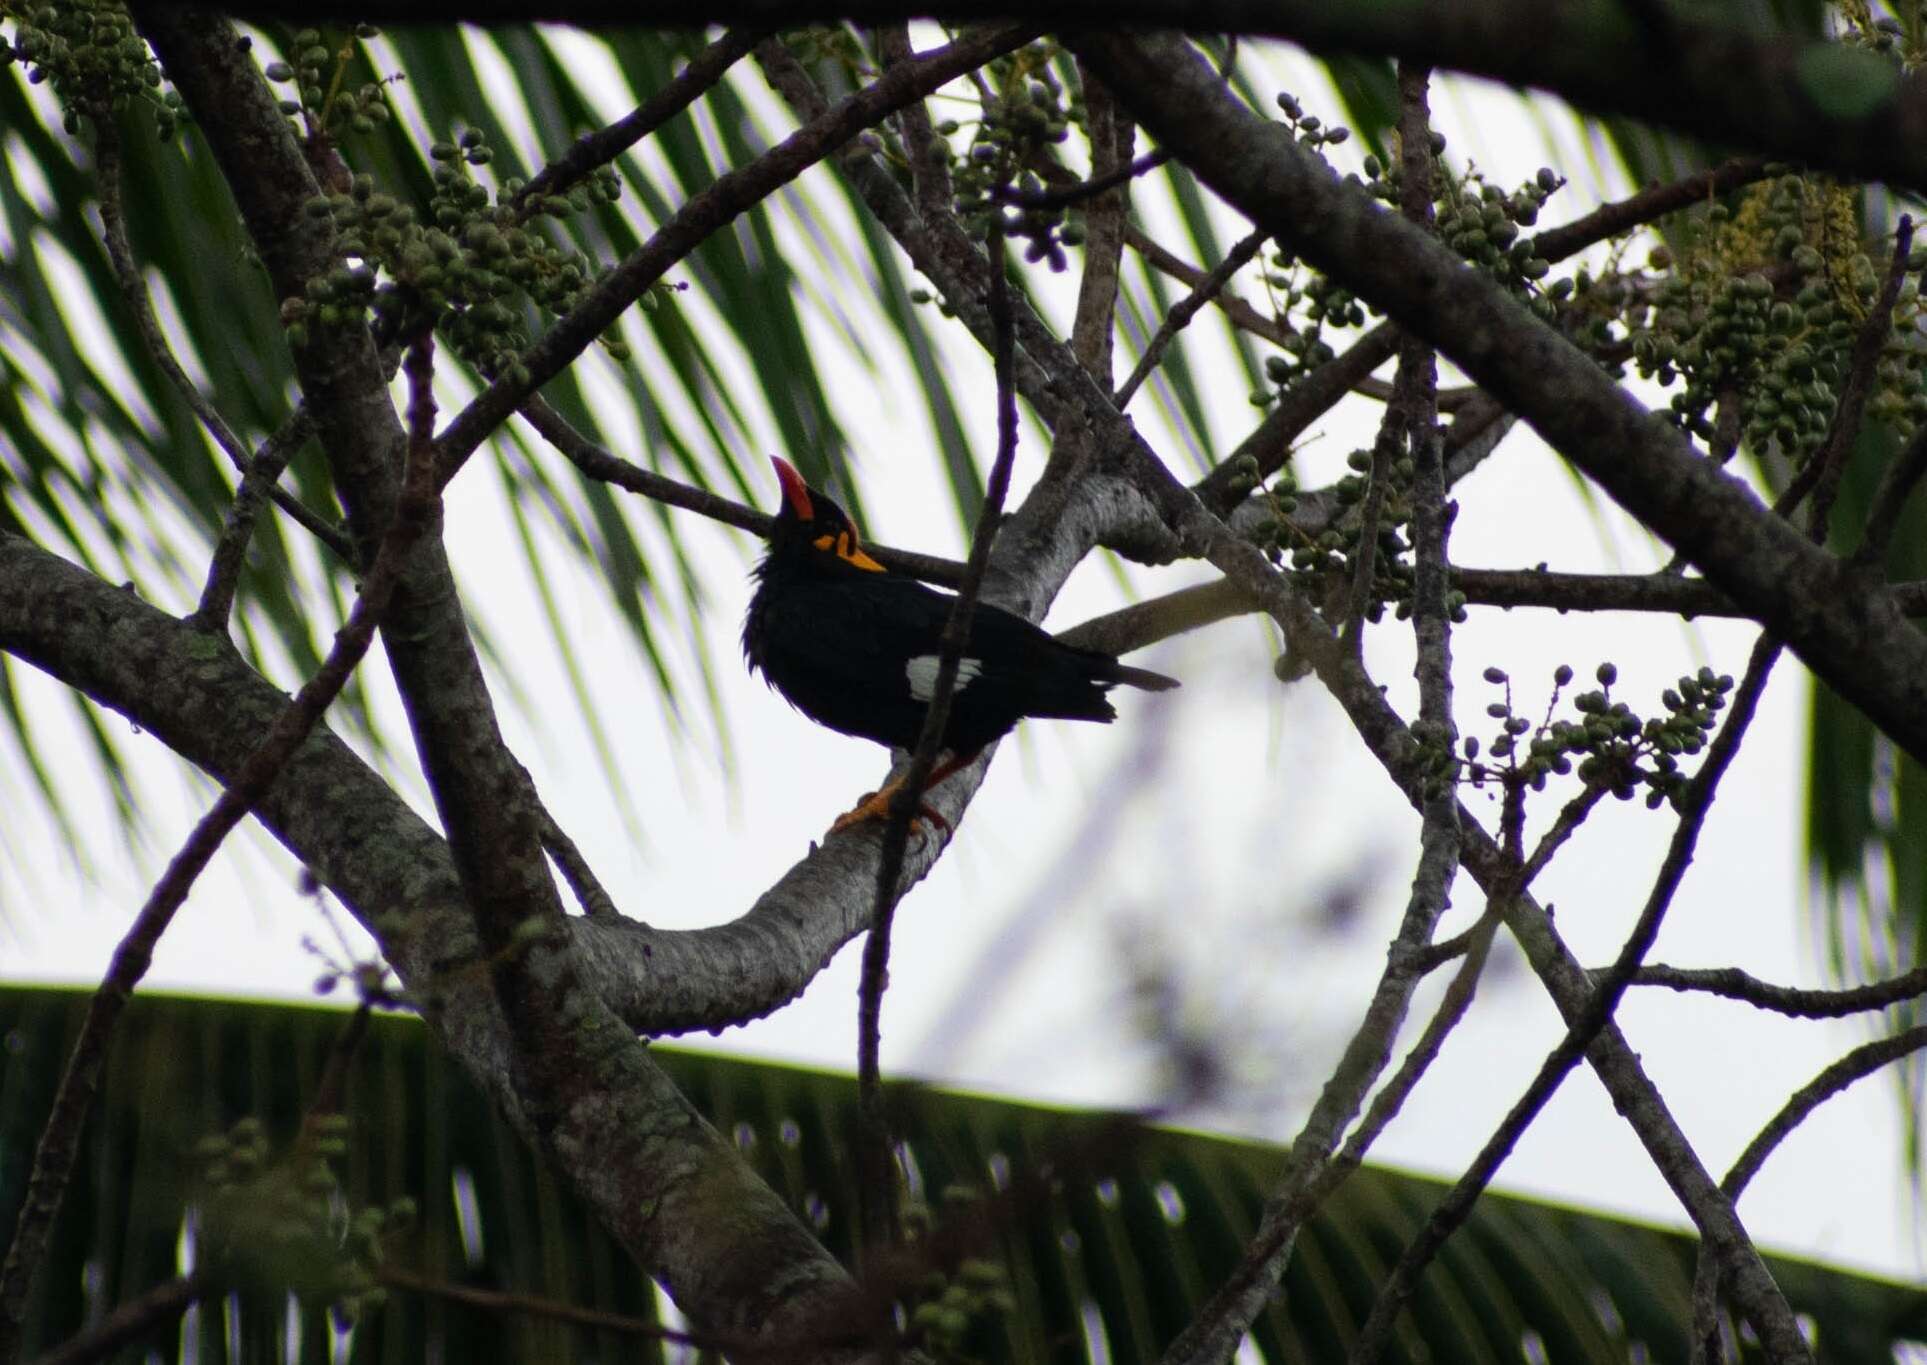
828, 781, 951, 841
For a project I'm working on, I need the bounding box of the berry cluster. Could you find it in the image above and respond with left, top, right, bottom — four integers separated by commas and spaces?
1358, 152, 1563, 312
1255, 462, 1467, 628
1599, 173, 1927, 465
1465, 663, 1735, 809
285, 126, 626, 378
951, 44, 1082, 271
898, 1186, 1017, 1363
195, 1116, 416, 1324
1, 0, 183, 138
1245, 95, 1361, 399
263, 25, 392, 138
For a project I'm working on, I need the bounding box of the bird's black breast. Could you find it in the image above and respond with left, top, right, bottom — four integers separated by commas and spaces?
744, 564, 1121, 754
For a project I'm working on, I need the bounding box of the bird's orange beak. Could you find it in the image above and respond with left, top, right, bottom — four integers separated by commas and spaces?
770, 455, 814, 520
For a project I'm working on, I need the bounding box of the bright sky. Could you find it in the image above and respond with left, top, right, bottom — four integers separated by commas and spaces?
1, 30, 1921, 1297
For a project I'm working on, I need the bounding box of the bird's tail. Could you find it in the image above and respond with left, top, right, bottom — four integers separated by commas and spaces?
1111, 662, 1180, 692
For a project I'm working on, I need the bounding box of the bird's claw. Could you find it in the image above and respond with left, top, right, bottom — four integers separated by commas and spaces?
828, 786, 950, 842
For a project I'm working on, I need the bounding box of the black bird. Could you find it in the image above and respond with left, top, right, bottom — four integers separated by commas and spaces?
743, 456, 1179, 831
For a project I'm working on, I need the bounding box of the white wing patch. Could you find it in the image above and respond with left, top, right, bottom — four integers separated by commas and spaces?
906, 654, 984, 701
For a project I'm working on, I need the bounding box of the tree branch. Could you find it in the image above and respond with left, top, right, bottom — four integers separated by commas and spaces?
507, 27, 766, 218
1726, 1024, 1927, 1201
1076, 28, 1927, 768
520, 395, 967, 582
993, 146, 1168, 211
1856, 416, 1927, 570
857, 206, 1021, 1280
126, 13, 871, 1342
429, 24, 1039, 488
1056, 369, 1810, 1356
1116, 228, 1265, 408
209, 0, 1927, 192
21, 1272, 216, 1365
1067, 63, 1131, 385
1620, 961, 1927, 1018
1348, 632, 1784, 1362
92, 114, 347, 574
0, 528, 943, 1026
376, 1266, 779, 1356
0, 336, 441, 1360
1530, 156, 1776, 265
1692, 1021, 1927, 1357
1775, 216, 1914, 537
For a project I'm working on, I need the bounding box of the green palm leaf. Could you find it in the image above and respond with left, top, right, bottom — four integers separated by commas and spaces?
4, 986, 1922, 1364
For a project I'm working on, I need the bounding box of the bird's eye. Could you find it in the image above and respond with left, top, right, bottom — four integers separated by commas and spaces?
812, 534, 836, 552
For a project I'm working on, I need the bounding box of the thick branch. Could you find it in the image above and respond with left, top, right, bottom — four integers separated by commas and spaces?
207, 0, 1927, 192
123, 11, 868, 1342
0, 534, 950, 1036
0, 532, 873, 1345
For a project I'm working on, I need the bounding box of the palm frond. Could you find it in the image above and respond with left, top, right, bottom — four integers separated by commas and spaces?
5, 986, 1923, 1364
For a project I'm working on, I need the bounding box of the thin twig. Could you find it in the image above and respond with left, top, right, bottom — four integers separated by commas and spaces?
1529, 156, 1775, 265
1804, 215, 1914, 540
1855, 419, 1927, 569
93, 119, 252, 472
1065, 563, 1927, 661
1159, 76, 1458, 1365
1772, 217, 1914, 536
1518, 784, 1607, 887
855, 209, 1021, 1281
23, 1272, 216, 1365
508, 28, 765, 219
94, 117, 348, 570
1660, 388, 1744, 574
992, 147, 1169, 210
1116, 228, 1265, 407
539, 804, 621, 920
1344, 68, 1441, 654
877, 25, 955, 227
1194, 322, 1401, 514
1690, 1021, 1927, 1357
1413, 921, 1479, 972
1726, 1023, 1927, 1200
1126, 155, 1775, 450
519, 394, 966, 584
1341, 412, 1399, 651
1338, 903, 1503, 1171
0, 334, 443, 1353
190, 408, 319, 628
303, 998, 374, 1129
1347, 631, 1782, 1362
1068, 63, 1132, 385
1126, 223, 1300, 351
530, 391, 1906, 637
1350, 374, 1479, 410
376, 1266, 773, 1355
430, 25, 1038, 488
1620, 961, 1927, 1017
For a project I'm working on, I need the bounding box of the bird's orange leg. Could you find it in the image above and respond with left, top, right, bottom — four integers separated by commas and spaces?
829, 750, 979, 837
